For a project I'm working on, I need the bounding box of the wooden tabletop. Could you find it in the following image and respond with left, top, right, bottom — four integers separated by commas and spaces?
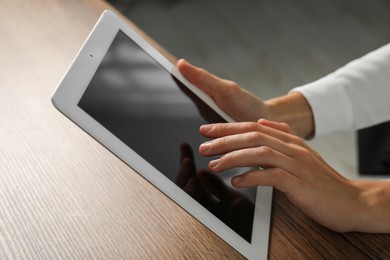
1, 0, 389, 259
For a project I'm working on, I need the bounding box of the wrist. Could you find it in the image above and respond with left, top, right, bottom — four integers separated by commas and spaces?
264, 92, 314, 139
350, 180, 390, 233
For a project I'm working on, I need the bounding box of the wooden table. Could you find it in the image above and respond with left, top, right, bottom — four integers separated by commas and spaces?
1, 0, 389, 258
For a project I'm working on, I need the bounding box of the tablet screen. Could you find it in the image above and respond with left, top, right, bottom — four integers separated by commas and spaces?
78, 30, 257, 243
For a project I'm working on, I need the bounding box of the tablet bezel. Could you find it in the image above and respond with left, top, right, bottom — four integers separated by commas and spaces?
51, 10, 272, 260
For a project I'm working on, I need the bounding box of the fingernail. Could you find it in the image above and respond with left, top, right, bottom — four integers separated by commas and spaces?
179, 58, 187, 65
200, 142, 212, 153
200, 124, 213, 133
232, 176, 242, 185
209, 159, 219, 169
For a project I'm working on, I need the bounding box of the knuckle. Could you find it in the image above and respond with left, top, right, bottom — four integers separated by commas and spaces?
218, 123, 228, 133
224, 150, 243, 166
289, 135, 303, 144
271, 168, 285, 183
269, 168, 290, 191
216, 136, 227, 149
248, 131, 263, 141
243, 122, 259, 131
294, 145, 311, 160
224, 80, 240, 94
199, 68, 208, 76
280, 122, 290, 129
224, 150, 238, 162
217, 80, 240, 100
279, 122, 296, 135
293, 135, 302, 142
257, 146, 273, 156
255, 146, 274, 161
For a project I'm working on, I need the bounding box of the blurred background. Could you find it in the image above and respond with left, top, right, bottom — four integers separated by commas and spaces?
107, 0, 390, 179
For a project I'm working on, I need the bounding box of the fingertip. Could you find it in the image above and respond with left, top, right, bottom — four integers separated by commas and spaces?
199, 124, 212, 134
232, 176, 242, 187
208, 159, 219, 170
177, 59, 200, 83
177, 58, 188, 66
232, 175, 252, 188
199, 141, 212, 155
177, 58, 187, 71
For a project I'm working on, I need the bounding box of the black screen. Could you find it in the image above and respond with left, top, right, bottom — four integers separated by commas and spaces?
78, 30, 256, 242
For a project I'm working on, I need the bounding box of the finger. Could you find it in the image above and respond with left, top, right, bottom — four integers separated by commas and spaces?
180, 143, 194, 162
177, 59, 230, 98
209, 146, 298, 176
175, 157, 196, 188
183, 176, 203, 200
200, 122, 261, 138
258, 120, 323, 160
257, 119, 297, 135
256, 120, 310, 150
199, 131, 295, 158
231, 168, 298, 194
200, 122, 302, 147
197, 170, 235, 204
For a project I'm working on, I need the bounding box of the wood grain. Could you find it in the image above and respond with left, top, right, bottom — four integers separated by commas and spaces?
0, 0, 241, 259
0, 0, 389, 259
269, 191, 390, 259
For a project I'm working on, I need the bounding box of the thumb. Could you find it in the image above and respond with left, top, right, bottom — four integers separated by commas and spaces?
177, 59, 228, 98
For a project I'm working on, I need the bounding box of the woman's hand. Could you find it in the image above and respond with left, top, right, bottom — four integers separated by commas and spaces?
177, 59, 270, 122
198, 119, 379, 233
177, 59, 315, 138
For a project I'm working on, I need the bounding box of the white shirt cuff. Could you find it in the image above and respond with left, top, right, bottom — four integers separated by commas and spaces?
291, 75, 354, 137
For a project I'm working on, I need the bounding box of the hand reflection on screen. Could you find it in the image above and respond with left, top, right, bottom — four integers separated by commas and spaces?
175, 143, 254, 242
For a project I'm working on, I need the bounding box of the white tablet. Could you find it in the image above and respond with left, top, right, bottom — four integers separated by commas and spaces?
52, 10, 272, 260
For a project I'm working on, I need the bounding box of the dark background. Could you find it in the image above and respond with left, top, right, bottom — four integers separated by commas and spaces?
107, 0, 390, 177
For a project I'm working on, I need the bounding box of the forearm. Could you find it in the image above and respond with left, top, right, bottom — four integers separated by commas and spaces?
289, 43, 390, 137
352, 180, 390, 233
264, 91, 314, 139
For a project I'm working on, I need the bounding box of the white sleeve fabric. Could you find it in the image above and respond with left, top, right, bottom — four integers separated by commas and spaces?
292, 43, 390, 137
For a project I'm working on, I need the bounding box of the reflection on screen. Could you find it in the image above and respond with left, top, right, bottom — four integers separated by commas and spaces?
78, 30, 256, 242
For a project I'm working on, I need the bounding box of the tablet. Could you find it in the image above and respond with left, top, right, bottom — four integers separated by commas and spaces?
52, 10, 272, 260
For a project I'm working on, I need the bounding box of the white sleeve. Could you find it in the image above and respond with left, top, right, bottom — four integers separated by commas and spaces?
292, 43, 390, 137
